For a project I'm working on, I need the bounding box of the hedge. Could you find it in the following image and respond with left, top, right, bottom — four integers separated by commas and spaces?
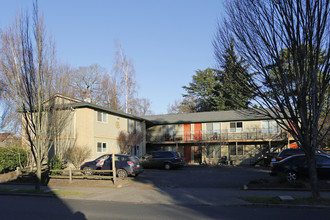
0, 147, 27, 173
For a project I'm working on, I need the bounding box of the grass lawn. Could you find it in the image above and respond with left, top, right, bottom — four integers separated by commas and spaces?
0, 188, 83, 196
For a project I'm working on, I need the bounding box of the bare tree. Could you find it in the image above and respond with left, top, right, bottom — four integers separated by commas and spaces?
99, 73, 122, 111
214, 0, 330, 200
113, 43, 137, 114
53, 64, 77, 98
131, 98, 153, 116
117, 130, 143, 155
71, 64, 106, 103
0, 3, 70, 189
64, 145, 91, 169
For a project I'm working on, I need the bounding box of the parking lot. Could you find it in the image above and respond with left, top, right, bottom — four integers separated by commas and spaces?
133, 165, 271, 189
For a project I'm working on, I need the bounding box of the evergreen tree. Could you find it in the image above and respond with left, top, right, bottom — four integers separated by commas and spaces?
216, 40, 253, 110
182, 68, 221, 112
181, 41, 253, 112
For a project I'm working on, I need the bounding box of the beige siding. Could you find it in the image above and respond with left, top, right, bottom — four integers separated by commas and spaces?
75, 108, 95, 160
93, 112, 128, 157
242, 121, 260, 130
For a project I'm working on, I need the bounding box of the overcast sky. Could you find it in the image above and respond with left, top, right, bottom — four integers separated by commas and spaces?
0, 0, 224, 115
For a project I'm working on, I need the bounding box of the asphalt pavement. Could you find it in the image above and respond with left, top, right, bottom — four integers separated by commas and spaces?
1, 165, 330, 208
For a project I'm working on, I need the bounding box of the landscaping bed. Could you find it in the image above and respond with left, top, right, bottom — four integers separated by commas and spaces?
47, 177, 133, 188
0, 170, 133, 188
241, 196, 330, 206
246, 177, 330, 191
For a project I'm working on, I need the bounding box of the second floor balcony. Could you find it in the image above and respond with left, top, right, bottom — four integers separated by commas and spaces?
147, 128, 289, 143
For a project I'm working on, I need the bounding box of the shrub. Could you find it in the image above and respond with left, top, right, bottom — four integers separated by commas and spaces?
63, 146, 91, 169
49, 155, 66, 175
0, 147, 27, 173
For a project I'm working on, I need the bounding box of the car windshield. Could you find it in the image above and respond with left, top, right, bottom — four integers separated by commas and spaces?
316, 149, 329, 155
130, 156, 140, 161
95, 155, 109, 162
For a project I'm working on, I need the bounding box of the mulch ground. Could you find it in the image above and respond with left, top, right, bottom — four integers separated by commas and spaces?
0, 171, 134, 188
47, 177, 134, 188
247, 178, 330, 191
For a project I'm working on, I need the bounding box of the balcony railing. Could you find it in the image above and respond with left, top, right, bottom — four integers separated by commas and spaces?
147, 128, 288, 143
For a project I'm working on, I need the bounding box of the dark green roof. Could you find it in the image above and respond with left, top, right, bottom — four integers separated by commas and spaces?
142, 109, 273, 125
43, 95, 275, 125
72, 102, 146, 122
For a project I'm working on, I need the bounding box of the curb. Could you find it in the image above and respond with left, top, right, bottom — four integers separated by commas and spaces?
242, 184, 330, 192
0, 191, 56, 198
238, 202, 330, 210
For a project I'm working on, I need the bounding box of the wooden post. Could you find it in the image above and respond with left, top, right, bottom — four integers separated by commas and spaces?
69, 167, 72, 183
112, 153, 116, 184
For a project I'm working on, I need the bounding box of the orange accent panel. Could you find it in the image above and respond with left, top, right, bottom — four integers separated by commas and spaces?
290, 143, 298, 149
184, 124, 191, 141
184, 146, 191, 163
194, 123, 202, 140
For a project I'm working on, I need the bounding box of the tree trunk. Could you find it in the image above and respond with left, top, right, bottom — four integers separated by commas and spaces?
35, 160, 41, 190
308, 156, 320, 200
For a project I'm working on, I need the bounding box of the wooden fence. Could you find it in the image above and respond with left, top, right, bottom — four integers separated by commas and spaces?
50, 153, 117, 184
49, 167, 117, 184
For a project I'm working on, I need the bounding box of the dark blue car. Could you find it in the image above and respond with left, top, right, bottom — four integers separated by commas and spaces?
80, 154, 143, 178
141, 151, 184, 170
271, 154, 330, 182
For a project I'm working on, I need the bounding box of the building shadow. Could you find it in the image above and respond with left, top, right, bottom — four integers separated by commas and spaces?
0, 172, 87, 220
130, 165, 271, 218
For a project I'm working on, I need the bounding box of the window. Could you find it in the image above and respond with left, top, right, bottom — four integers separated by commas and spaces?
128, 120, 135, 132
230, 122, 243, 132
206, 123, 213, 136
97, 111, 107, 123
237, 145, 244, 155
262, 120, 279, 134
97, 142, 107, 152
205, 123, 221, 139
230, 144, 244, 155
230, 145, 236, 155
163, 125, 176, 140
136, 121, 141, 132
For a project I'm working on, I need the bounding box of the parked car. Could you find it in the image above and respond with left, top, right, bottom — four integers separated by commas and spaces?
270, 154, 330, 182
141, 151, 184, 170
276, 148, 329, 161
80, 154, 143, 178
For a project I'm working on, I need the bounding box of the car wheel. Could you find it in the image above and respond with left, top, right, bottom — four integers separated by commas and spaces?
83, 166, 93, 175
286, 170, 297, 183
164, 163, 171, 170
117, 169, 128, 178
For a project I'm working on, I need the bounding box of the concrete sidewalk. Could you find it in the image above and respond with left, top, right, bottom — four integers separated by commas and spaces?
1, 181, 330, 207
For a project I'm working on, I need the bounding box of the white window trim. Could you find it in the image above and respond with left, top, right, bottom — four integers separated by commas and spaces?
97, 111, 108, 123
97, 142, 108, 153
261, 120, 279, 134
230, 122, 243, 133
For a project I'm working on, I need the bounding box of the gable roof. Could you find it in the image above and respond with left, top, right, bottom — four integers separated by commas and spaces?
0, 133, 11, 142
43, 94, 146, 122
42, 94, 276, 125
43, 94, 82, 104
142, 109, 273, 125
72, 102, 147, 122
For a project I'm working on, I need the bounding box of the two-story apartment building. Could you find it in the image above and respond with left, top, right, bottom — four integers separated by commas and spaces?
142, 110, 292, 165
23, 94, 293, 166
22, 94, 147, 162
